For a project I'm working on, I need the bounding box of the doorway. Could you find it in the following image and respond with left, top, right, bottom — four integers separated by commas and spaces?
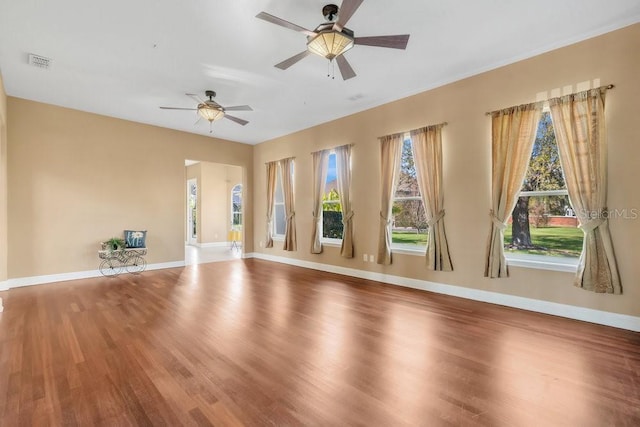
185, 160, 243, 264
186, 178, 197, 245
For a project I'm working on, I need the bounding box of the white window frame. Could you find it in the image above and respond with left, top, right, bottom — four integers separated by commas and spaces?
390, 137, 427, 255
272, 166, 286, 240
320, 151, 343, 245
231, 184, 242, 231
504, 111, 579, 272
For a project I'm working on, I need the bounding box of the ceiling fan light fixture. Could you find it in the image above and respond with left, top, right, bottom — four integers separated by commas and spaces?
197, 104, 225, 122
307, 30, 354, 60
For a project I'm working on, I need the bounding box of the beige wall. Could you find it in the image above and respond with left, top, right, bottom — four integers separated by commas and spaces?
186, 162, 242, 244
253, 24, 640, 317
0, 73, 7, 281
7, 99, 253, 277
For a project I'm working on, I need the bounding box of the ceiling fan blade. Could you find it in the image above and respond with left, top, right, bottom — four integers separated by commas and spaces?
275, 50, 311, 70
336, 55, 356, 80
354, 34, 410, 49
186, 93, 206, 104
256, 12, 317, 37
159, 106, 197, 111
333, 0, 364, 32
224, 114, 249, 126
223, 105, 253, 112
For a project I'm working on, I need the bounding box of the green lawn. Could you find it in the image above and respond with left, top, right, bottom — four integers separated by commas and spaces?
392, 231, 428, 245
391, 226, 582, 257
504, 225, 583, 257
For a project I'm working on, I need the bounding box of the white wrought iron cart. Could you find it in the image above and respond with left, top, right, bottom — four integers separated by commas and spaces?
98, 246, 147, 277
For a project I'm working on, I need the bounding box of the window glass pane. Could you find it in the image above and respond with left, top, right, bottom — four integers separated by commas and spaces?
233, 213, 242, 228
231, 184, 242, 230
506, 113, 578, 258
275, 204, 286, 235
275, 170, 284, 203
392, 199, 428, 247
322, 203, 343, 239
272, 169, 285, 236
505, 194, 580, 257
326, 152, 337, 191
322, 152, 343, 239
390, 139, 426, 248
521, 113, 566, 192
395, 139, 420, 198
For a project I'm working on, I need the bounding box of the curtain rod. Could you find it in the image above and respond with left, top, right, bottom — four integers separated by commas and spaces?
378, 121, 448, 140
310, 143, 354, 155
485, 84, 614, 116
264, 156, 295, 165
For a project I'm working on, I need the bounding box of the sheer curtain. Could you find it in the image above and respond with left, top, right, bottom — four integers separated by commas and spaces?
485, 103, 542, 278
550, 88, 621, 293
279, 158, 297, 251
335, 145, 354, 258
411, 125, 453, 271
310, 150, 329, 254
265, 161, 278, 248
377, 134, 403, 265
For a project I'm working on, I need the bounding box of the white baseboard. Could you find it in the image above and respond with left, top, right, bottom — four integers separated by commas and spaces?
249, 252, 640, 332
1, 260, 186, 290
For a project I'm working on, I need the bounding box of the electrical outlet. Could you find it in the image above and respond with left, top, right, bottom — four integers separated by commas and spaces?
363, 254, 368, 262
259, 241, 264, 248
369, 254, 374, 262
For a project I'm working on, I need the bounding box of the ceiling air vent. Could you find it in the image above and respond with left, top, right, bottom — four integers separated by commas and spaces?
28, 54, 52, 70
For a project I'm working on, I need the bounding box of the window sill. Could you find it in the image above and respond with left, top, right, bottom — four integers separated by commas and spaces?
272, 236, 284, 242
505, 252, 578, 273
391, 245, 426, 256
321, 238, 342, 247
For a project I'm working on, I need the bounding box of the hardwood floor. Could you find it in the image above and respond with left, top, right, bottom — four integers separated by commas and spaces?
0, 259, 639, 426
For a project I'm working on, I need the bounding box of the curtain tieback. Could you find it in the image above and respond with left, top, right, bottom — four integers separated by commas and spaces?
427, 210, 445, 227
342, 211, 354, 225
380, 212, 392, 226
489, 210, 506, 231
580, 217, 605, 233
287, 212, 295, 220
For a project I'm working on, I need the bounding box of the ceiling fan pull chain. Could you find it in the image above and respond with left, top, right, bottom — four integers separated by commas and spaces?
327, 59, 336, 80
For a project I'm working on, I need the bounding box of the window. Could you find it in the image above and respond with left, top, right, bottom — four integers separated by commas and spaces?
322, 152, 343, 241
273, 167, 286, 237
391, 138, 428, 249
505, 111, 580, 259
231, 184, 242, 230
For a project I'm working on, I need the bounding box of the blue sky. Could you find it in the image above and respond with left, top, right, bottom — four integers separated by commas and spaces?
326, 152, 337, 182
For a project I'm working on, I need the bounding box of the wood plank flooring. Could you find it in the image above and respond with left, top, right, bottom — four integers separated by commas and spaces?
0, 258, 639, 426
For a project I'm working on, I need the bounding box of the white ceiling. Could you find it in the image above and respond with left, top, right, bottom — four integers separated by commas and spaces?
1, 0, 639, 145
